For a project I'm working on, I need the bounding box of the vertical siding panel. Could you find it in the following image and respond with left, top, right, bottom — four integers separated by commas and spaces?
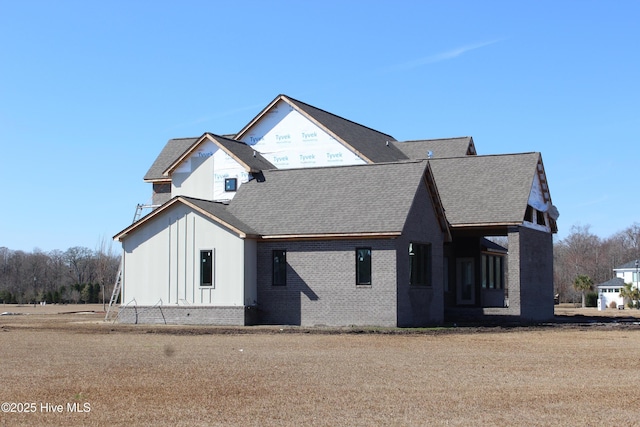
175, 216, 179, 303
192, 216, 196, 304
183, 214, 188, 302
167, 217, 172, 304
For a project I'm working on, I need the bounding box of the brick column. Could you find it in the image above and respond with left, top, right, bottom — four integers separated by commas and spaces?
508, 226, 554, 322
507, 227, 522, 317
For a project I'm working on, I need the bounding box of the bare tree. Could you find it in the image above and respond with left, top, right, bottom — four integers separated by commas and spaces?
65, 247, 95, 285
94, 237, 120, 309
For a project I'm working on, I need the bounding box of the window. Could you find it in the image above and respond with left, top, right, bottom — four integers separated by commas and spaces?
272, 250, 287, 286
481, 254, 504, 290
409, 242, 432, 286
536, 209, 547, 226
524, 205, 534, 222
225, 178, 238, 192
200, 250, 213, 287
356, 248, 372, 285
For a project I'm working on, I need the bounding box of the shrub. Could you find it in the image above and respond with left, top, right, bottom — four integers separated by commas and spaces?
585, 292, 598, 307
609, 301, 618, 309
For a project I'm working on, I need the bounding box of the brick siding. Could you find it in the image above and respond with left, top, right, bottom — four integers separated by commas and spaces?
256, 239, 398, 327
117, 305, 249, 325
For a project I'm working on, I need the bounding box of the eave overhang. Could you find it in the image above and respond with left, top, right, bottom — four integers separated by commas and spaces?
258, 231, 402, 241
162, 133, 262, 177
113, 197, 255, 241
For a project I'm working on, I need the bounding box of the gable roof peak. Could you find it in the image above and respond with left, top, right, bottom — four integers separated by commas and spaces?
235, 94, 407, 164
162, 132, 274, 176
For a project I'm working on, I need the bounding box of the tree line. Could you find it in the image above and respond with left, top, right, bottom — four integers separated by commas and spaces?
555, 223, 640, 303
0, 241, 120, 306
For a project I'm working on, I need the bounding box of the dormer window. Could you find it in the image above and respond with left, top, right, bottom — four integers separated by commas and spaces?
524, 205, 534, 222
224, 178, 238, 192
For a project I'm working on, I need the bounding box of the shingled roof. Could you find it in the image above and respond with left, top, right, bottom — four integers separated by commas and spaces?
614, 260, 640, 270
393, 137, 476, 159
236, 94, 408, 164
429, 153, 542, 228
144, 137, 198, 182
227, 160, 438, 237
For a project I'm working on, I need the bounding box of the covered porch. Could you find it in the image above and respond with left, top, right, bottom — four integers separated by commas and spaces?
444, 225, 554, 323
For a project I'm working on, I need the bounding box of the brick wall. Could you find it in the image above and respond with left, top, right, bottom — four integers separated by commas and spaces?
256, 239, 398, 327
152, 183, 171, 206
395, 180, 446, 326
508, 226, 554, 321
117, 305, 248, 325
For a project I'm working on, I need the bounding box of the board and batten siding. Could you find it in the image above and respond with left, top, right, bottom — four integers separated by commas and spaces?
121, 203, 251, 307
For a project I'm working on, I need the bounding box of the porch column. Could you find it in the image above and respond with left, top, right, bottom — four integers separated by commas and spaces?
507, 226, 554, 322
506, 227, 522, 317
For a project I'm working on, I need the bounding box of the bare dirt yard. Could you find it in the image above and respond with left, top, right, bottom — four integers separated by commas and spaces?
1, 303, 640, 426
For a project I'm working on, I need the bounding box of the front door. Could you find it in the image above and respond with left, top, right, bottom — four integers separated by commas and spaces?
456, 258, 475, 305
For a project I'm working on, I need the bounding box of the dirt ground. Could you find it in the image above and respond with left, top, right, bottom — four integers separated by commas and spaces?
1, 304, 640, 426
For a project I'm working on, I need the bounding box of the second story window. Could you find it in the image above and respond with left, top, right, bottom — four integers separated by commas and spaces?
225, 178, 238, 192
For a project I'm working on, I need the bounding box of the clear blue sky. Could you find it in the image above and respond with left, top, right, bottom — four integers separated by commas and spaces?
1, 1, 638, 252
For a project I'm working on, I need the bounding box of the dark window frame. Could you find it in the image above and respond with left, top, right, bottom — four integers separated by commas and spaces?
356, 247, 372, 286
481, 253, 505, 290
200, 250, 213, 287
524, 205, 534, 222
224, 178, 238, 192
272, 250, 287, 286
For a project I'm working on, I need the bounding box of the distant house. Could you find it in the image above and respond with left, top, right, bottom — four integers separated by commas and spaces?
597, 278, 625, 310
113, 94, 559, 326
613, 260, 640, 287
596, 260, 640, 310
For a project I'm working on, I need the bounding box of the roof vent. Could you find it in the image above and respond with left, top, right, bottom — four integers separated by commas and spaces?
386, 141, 389, 146
427, 151, 433, 159
253, 150, 256, 158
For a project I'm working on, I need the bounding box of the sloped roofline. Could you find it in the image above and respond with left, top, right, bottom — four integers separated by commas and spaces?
162, 133, 272, 176
534, 154, 558, 233
113, 196, 256, 241
260, 161, 450, 241
422, 161, 452, 242
234, 94, 397, 164
399, 136, 477, 156
428, 152, 559, 233
613, 260, 640, 270
143, 137, 199, 183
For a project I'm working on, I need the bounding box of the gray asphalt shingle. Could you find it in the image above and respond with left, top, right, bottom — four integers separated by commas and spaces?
227, 161, 430, 236
393, 137, 476, 159
205, 133, 274, 172
181, 197, 259, 236
144, 137, 198, 181
429, 153, 541, 226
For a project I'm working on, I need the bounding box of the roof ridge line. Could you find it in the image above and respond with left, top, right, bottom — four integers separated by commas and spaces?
260, 159, 427, 174
397, 136, 472, 143
282, 94, 397, 140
